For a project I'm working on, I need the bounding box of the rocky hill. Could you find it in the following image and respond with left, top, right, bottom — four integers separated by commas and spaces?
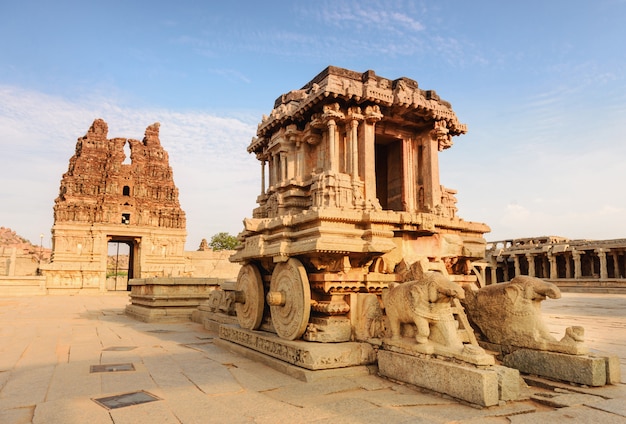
0, 227, 49, 256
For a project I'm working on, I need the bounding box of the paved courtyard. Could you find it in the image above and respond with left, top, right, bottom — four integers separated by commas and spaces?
0, 292, 624, 423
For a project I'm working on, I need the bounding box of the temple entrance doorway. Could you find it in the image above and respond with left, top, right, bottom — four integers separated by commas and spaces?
106, 237, 138, 291
375, 136, 404, 211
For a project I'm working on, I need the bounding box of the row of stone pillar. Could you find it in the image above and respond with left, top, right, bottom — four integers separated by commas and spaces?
496, 248, 625, 282
256, 104, 445, 213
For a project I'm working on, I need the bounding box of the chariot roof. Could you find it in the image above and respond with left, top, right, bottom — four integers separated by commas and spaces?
248, 66, 467, 154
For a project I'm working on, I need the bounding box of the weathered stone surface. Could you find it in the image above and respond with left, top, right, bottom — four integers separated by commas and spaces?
125, 304, 199, 323
42, 119, 188, 291
509, 405, 626, 424
377, 349, 500, 407
125, 277, 221, 322
214, 338, 372, 383
302, 316, 352, 342
494, 365, 523, 401
230, 66, 490, 346
591, 350, 622, 384
219, 324, 376, 370
464, 276, 588, 355
381, 269, 494, 366
531, 391, 606, 408
503, 349, 607, 386
587, 398, 626, 418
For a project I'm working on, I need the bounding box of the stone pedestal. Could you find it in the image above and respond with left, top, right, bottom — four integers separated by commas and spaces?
125, 277, 222, 322
378, 350, 520, 407
218, 324, 376, 370
503, 348, 621, 387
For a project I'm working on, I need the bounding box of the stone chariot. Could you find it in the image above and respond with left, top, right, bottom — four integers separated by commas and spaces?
229, 66, 490, 344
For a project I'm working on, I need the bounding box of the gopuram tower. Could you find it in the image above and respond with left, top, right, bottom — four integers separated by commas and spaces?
42, 119, 187, 292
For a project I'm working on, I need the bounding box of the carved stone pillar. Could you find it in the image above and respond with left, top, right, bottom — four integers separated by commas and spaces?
349, 119, 359, 179
525, 253, 535, 277
548, 253, 557, 279
572, 250, 581, 279
316, 103, 344, 176
402, 138, 416, 212
281, 152, 288, 182
269, 153, 276, 187
327, 119, 338, 173
513, 255, 521, 277
423, 129, 442, 212
612, 252, 620, 278
346, 107, 364, 181
359, 105, 382, 209
596, 248, 608, 279
284, 126, 300, 182
490, 266, 498, 285
296, 142, 304, 180
565, 253, 572, 278
503, 258, 510, 281
260, 159, 266, 194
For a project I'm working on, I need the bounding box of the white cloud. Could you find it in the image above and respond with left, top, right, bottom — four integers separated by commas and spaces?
0, 85, 260, 250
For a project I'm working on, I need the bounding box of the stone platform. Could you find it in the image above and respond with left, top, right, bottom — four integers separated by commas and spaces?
218, 324, 376, 371
126, 277, 222, 322
1, 293, 625, 423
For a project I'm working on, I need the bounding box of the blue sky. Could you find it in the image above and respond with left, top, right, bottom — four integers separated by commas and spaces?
1, 0, 625, 250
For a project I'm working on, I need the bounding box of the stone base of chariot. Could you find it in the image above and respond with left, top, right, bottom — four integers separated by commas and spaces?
125, 277, 222, 323
501, 348, 621, 387
190, 280, 239, 331
218, 324, 377, 379
377, 349, 522, 407
191, 305, 238, 332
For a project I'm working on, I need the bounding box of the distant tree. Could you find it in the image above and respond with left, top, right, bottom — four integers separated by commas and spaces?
208, 232, 239, 251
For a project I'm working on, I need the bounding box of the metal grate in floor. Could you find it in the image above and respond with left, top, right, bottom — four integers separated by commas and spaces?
90, 363, 135, 373
93, 390, 160, 409
102, 346, 137, 351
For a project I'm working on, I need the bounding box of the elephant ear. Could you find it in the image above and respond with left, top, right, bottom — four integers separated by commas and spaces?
409, 284, 425, 306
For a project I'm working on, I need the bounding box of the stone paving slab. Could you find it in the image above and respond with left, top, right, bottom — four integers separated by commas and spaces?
509, 405, 626, 424
0, 293, 624, 424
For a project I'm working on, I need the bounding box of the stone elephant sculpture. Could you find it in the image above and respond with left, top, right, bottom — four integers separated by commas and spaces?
463, 275, 587, 354
382, 271, 465, 345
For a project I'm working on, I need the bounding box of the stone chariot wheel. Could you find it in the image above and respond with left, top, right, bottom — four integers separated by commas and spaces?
234, 263, 265, 330
267, 258, 311, 340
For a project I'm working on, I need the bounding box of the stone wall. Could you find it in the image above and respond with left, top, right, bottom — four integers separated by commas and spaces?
184, 249, 240, 280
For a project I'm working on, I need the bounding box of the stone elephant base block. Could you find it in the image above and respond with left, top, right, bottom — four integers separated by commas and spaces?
378, 350, 522, 407
502, 348, 621, 387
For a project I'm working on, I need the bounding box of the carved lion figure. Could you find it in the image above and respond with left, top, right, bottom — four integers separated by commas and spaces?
382, 271, 464, 344
463, 276, 587, 354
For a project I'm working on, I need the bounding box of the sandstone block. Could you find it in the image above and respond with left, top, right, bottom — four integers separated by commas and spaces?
503, 349, 607, 386
219, 324, 376, 370
590, 350, 622, 385
494, 364, 522, 401
377, 350, 500, 406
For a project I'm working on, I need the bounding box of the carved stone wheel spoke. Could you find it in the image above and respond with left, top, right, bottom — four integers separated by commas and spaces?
235, 263, 264, 330
268, 258, 311, 340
